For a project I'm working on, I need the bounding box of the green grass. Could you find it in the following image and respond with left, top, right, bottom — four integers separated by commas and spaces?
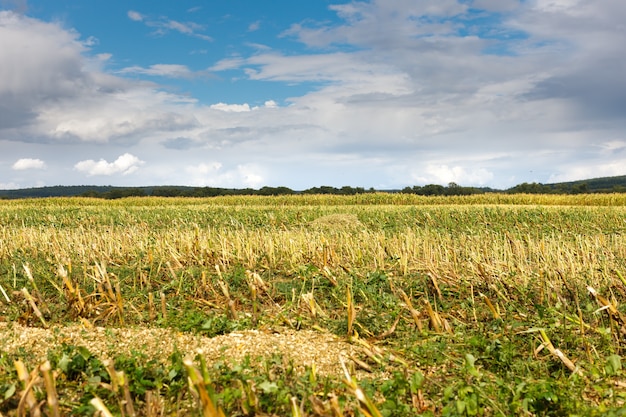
1, 194, 626, 415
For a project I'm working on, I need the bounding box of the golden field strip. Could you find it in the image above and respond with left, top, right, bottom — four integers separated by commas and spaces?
1, 193, 626, 416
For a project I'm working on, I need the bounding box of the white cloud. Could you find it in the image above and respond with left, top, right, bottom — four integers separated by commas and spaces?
0, 181, 20, 190
118, 64, 203, 79
412, 165, 494, 186
74, 153, 145, 176
548, 159, 626, 183
209, 57, 246, 72
127, 10, 212, 41
248, 20, 261, 32
127, 10, 144, 22
209, 102, 251, 112
1, 3, 626, 190
185, 162, 265, 188
12, 158, 46, 170
186, 162, 222, 176
472, 0, 520, 12
599, 140, 626, 153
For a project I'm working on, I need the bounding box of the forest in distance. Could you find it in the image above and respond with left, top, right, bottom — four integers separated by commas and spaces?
1, 174, 626, 199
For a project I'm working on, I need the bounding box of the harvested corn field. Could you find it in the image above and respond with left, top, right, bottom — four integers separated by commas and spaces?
1, 193, 626, 415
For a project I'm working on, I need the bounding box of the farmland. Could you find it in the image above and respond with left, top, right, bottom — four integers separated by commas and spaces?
1, 193, 626, 416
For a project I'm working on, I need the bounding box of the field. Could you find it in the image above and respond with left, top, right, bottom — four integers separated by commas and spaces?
1, 193, 626, 416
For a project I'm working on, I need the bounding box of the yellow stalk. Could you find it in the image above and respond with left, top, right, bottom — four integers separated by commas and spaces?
588, 286, 624, 324
15, 360, 39, 417
0, 282, 10, 303
40, 361, 60, 417
183, 358, 226, 417
480, 292, 501, 320
21, 287, 48, 328
290, 397, 303, 417
347, 285, 356, 338
90, 397, 114, 417
423, 298, 442, 333
397, 289, 423, 331
340, 356, 383, 417
616, 270, 626, 288
160, 291, 168, 320
538, 329, 583, 376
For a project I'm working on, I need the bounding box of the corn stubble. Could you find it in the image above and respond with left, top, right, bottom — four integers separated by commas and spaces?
1, 194, 626, 415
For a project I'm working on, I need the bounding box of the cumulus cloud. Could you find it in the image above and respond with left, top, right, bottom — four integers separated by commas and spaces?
0, 11, 90, 130
185, 162, 265, 188
11, 158, 46, 171
74, 153, 145, 176
12, 158, 46, 170
412, 164, 494, 186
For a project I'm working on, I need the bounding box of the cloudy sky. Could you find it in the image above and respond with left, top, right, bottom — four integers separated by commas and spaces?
1, 0, 625, 190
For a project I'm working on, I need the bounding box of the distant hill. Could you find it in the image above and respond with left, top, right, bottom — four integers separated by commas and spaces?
507, 175, 626, 194
1, 175, 625, 199
545, 175, 626, 193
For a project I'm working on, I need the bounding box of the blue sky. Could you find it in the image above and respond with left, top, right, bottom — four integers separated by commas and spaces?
1, 0, 625, 190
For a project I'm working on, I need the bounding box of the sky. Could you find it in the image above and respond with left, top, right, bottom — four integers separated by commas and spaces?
1, 0, 625, 190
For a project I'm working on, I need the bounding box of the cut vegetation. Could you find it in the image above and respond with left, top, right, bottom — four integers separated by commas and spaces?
1, 194, 626, 415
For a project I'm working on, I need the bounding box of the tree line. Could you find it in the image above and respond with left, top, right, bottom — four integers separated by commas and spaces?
1, 175, 625, 199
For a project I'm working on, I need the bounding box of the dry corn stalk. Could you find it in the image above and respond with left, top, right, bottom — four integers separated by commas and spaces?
355, 338, 409, 368
349, 353, 373, 372
375, 314, 401, 339
246, 270, 270, 294
22, 263, 51, 319
427, 272, 443, 300
183, 357, 226, 417
347, 285, 356, 338
103, 360, 136, 417
397, 289, 423, 331
0, 282, 10, 303
537, 329, 583, 376
90, 397, 115, 417
40, 361, 60, 417
588, 286, 625, 325
321, 266, 338, 286
340, 356, 383, 417
21, 287, 48, 328
301, 292, 326, 319
423, 298, 453, 334
57, 263, 86, 317
92, 261, 125, 325
290, 396, 303, 417
616, 270, 626, 288
215, 264, 237, 319
237, 380, 259, 415
160, 291, 168, 320
15, 360, 41, 417
480, 292, 501, 320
